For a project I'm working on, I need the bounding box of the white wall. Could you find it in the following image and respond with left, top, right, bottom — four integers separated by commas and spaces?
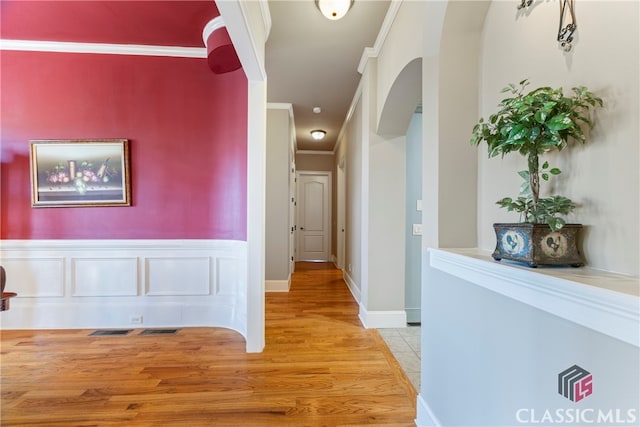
478, 1, 639, 275
419, 250, 639, 427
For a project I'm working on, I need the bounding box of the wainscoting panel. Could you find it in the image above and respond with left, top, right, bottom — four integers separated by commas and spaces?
0, 240, 247, 334
1, 257, 65, 297
216, 257, 240, 296
146, 257, 211, 296
72, 257, 138, 297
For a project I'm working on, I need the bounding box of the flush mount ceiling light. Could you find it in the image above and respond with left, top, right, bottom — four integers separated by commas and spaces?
310, 130, 327, 140
315, 0, 354, 20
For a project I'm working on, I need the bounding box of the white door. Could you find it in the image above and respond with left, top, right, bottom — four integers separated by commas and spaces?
297, 172, 331, 261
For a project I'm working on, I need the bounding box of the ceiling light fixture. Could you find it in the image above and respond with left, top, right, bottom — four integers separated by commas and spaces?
315, 0, 354, 21
311, 130, 327, 140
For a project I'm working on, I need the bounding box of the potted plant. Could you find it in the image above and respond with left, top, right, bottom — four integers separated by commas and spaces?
471, 79, 603, 267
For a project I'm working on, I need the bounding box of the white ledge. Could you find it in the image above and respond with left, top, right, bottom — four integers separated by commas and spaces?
429, 248, 640, 347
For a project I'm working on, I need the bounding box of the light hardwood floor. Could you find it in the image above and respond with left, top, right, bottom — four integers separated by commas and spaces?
1, 262, 417, 426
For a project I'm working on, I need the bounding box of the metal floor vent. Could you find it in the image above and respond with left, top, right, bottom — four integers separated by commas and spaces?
89, 329, 133, 336
139, 329, 180, 336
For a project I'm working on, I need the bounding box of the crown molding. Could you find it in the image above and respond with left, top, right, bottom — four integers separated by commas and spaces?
267, 103, 297, 151
357, 0, 403, 74
259, 0, 272, 40
296, 150, 334, 156
0, 39, 206, 58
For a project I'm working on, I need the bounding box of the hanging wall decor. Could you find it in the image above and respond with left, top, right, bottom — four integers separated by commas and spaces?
517, 0, 578, 52
30, 139, 131, 207
557, 0, 577, 52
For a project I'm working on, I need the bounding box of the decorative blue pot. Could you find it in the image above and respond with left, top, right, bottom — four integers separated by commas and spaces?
492, 223, 583, 268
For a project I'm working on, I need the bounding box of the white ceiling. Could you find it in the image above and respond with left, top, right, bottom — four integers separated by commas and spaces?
265, 0, 390, 152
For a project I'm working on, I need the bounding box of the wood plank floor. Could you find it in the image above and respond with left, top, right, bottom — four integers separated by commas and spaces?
1, 262, 417, 426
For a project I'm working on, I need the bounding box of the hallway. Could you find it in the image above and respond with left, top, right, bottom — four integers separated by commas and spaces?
1, 262, 417, 426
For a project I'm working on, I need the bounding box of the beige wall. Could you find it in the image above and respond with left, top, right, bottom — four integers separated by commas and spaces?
478, 1, 639, 275
266, 107, 294, 281
295, 152, 335, 172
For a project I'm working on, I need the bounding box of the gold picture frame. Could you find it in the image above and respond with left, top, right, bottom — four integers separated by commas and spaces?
30, 139, 131, 207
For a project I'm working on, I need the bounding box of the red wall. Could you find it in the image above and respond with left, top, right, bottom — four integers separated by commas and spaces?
1, 50, 248, 240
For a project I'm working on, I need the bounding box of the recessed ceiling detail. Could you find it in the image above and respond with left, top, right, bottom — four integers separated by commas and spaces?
202, 17, 241, 74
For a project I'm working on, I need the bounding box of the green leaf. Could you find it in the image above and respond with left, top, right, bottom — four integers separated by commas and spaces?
534, 110, 548, 123
508, 124, 528, 141
549, 168, 561, 175
518, 170, 529, 180
542, 173, 549, 181
548, 114, 574, 131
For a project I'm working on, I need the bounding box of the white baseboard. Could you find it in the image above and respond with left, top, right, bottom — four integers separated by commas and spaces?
0, 239, 247, 336
416, 394, 442, 427
265, 278, 290, 292
358, 305, 406, 329
342, 270, 361, 302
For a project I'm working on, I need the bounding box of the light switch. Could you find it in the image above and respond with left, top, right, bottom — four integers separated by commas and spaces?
416, 200, 423, 212
412, 224, 423, 236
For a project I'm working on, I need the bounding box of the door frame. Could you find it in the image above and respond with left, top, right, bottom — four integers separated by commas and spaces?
295, 170, 332, 262
336, 157, 346, 270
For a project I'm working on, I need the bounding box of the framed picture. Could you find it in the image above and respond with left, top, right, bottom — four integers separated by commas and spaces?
30, 139, 131, 207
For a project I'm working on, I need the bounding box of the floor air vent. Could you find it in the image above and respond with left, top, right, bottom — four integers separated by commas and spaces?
139, 329, 180, 336
89, 329, 133, 336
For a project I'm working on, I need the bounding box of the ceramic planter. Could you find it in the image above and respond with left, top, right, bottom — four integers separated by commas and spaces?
492, 223, 583, 268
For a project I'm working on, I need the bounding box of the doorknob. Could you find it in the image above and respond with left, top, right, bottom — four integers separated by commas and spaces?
300, 227, 304, 230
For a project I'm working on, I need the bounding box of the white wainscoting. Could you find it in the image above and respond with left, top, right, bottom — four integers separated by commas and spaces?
0, 240, 247, 336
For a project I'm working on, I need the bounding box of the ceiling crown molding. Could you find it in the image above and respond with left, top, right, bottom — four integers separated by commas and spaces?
357, 0, 402, 74
0, 39, 206, 58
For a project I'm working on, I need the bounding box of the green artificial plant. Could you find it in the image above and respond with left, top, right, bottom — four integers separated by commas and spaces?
470, 79, 603, 231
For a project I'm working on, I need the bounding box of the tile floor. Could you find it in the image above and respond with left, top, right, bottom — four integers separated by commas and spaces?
378, 325, 421, 391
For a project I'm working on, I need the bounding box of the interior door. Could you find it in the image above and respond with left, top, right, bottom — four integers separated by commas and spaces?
297, 172, 331, 261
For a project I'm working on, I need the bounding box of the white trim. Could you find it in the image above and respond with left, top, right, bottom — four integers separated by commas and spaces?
258, 0, 272, 40
266, 102, 292, 110
217, 0, 270, 353
202, 16, 227, 47
296, 150, 334, 156
265, 279, 291, 292
343, 270, 361, 303
357, 0, 403, 74
335, 77, 364, 155
429, 248, 640, 347
0, 239, 247, 334
217, 1, 267, 81
416, 394, 442, 427
267, 103, 297, 152
0, 39, 206, 58
358, 305, 407, 329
